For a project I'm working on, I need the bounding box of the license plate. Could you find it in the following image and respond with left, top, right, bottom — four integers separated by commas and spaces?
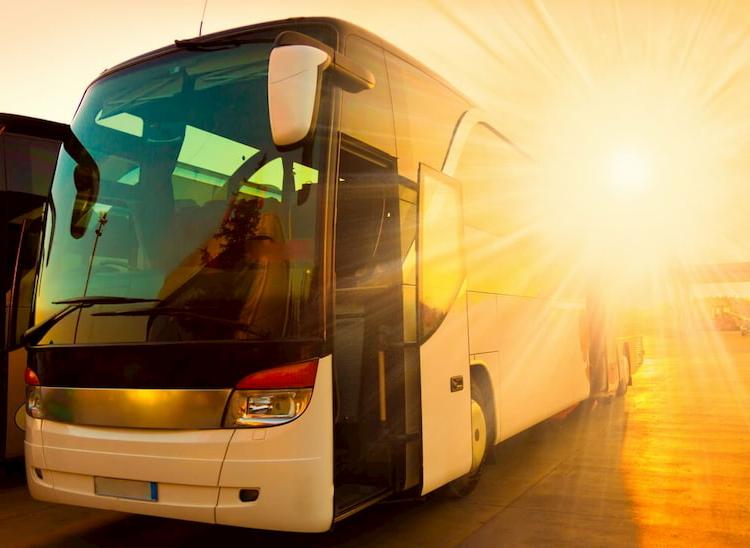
94, 477, 158, 502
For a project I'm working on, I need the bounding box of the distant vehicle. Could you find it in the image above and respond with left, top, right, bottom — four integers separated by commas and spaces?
713, 305, 739, 331
586, 287, 644, 397
23, 17, 631, 532
0, 113, 66, 459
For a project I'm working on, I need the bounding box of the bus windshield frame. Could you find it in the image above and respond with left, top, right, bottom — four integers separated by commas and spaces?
33, 38, 333, 347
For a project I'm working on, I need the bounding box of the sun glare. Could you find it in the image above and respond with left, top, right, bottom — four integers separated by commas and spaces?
605, 147, 652, 196
434, 1, 750, 307
525, 72, 734, 290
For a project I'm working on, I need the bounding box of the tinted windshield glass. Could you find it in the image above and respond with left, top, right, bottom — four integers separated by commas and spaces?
35, 42, 328, 344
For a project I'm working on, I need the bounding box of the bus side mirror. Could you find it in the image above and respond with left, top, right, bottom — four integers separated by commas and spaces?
268, 45, 331, 148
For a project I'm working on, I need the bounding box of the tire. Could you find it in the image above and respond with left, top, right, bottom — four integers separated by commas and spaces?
445, 380, 489, 497
616, 354, 630, 396
589, 348, 607, 396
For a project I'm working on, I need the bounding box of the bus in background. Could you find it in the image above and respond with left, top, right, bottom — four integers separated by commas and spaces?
22, 18, 630, 531
587, 286, 645, 398
1, 114, 66, 459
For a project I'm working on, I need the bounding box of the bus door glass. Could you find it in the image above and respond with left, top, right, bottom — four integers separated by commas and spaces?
333, 137, 404, 508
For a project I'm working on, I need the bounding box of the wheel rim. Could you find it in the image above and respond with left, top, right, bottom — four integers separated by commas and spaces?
470, 399, 487, 473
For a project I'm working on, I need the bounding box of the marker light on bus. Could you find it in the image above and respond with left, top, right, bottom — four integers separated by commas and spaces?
24, 368, 40, 386
223, 360, 318, 428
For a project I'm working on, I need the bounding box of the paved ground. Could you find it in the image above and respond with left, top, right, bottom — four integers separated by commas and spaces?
2, 330, 749, 547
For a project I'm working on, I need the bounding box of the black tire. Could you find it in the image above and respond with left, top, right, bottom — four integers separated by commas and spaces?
444, 381, 489, 497
616, 354, 630, 396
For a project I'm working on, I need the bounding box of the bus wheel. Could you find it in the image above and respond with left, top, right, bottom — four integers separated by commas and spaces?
616, 355, 630, 396
445, 381, 489, 497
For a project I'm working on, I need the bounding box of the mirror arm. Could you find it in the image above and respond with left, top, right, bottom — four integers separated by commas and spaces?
332, 52, 375, 91
274, 31, 375, 91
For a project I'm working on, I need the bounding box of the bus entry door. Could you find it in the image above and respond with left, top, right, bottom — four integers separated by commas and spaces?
333, 139, 412, 510
417, 165, 472, 495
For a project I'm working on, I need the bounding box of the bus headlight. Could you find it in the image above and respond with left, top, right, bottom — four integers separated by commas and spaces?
223, 389, 313, 427
26, 386, 43, 419
223, 360, 318, 428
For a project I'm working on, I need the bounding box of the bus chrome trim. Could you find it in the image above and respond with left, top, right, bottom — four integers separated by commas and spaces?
36, 387, 232, 429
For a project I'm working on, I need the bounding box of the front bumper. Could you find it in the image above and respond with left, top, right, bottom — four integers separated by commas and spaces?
25, 356, 334, 532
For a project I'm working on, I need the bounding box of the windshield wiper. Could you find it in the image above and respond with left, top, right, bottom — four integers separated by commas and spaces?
24, 296, 161, 346
52, 296, 160, 306
92, 307, 270, 339
174, 37, 268, 51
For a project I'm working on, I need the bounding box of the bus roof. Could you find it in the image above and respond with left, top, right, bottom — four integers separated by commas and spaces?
0, 113, 68, 141
95, 17, 473, 107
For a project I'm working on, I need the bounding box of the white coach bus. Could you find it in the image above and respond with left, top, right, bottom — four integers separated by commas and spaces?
23, 18, 629, 531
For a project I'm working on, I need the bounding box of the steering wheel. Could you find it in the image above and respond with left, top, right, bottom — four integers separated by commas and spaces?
95, 260, 138, 272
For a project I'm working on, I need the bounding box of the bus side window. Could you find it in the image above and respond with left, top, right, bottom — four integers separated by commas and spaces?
386, 52, 469, 183
4, 134, 60, 197
8, 214, 44, 347
453, 123, 541, 297
3, 134, 59, 348
342, 36, 396, 158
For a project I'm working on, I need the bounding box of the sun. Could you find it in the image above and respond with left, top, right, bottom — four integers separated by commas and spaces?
604, 146, 653, 197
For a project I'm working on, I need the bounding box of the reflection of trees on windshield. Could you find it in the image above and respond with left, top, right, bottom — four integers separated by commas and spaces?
150, 194, 290, 342
200, 196, 262, 268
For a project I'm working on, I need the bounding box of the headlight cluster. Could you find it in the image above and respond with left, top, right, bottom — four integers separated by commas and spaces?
25, 368, 43, 419
26, 385, 43, 419
223, 389, 313, 427
223, 359, 319, 428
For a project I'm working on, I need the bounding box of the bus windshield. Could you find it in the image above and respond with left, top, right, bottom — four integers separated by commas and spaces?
35, 41, 327, 345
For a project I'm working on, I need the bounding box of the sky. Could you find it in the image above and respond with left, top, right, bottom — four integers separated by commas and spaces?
5, 0, 750, 282
1, 0, 476, 124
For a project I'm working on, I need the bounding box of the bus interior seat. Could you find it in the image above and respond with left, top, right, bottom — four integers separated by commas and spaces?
233, 212, 289, 337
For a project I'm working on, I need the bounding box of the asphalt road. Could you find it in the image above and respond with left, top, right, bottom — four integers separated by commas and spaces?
2, 330, 749, 547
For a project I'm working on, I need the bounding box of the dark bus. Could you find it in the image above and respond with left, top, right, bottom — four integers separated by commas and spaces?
1, 114, 66, 458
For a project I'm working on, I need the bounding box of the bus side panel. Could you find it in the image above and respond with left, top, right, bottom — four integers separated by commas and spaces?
216, 355, 334, 532
495, 295, 590, 441
466, 290, 589, 444
4, 347, 26, 458
467, 292, 503, 445
420, 290, 472, 495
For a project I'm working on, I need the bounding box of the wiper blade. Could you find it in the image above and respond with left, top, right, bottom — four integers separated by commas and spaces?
92, 307, 270, 339
174, 37, 268, 51
174, 39, 241, 51
52, 296, 161, 306
24, 296, 161, 346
